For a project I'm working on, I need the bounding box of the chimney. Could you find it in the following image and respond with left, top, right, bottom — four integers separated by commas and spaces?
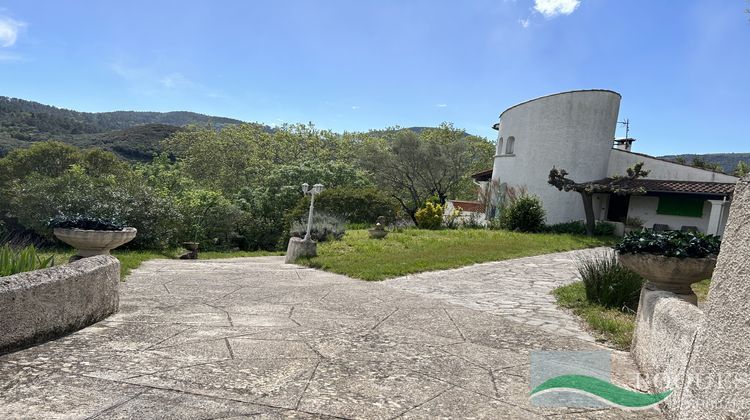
614, 138, 636, 152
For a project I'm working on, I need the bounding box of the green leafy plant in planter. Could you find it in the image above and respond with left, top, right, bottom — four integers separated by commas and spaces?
614, 230, 720, 258
49, 214, 137, 260
48, 214, 125, 231
614, 230, 720, 304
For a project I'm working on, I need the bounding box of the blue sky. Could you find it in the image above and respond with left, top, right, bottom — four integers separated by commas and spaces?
0, 1, 748, 155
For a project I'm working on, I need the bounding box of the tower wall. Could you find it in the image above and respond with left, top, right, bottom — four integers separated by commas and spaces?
491, 90, 621, 224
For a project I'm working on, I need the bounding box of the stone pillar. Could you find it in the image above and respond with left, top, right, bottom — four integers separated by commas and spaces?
705, 199, 728, 236
678, 177, 750, 419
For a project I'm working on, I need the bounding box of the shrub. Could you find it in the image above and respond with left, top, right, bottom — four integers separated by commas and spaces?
237, 185, 302, 251
8, 166, 182, 249
544, 220, 615, 236
576, 251, 644, 311
624, 217, 644, 228
614, 230, 721, 258
595, 222, 616, 236
415, 202, 443, 229
461, 212, 485, 229
0, 244, 55, 277
388, 219, 415, 232
498, 195, 546, 232
287, 187, 399, 225
289, 213, 345, 242
443, 207, 462, 229
176, 189, 240, 248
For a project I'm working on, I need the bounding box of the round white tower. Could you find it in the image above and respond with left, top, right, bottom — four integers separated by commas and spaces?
491, 90, 621, 224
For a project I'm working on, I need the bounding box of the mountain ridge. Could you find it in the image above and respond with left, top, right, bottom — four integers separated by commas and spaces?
2, 96, 747, 170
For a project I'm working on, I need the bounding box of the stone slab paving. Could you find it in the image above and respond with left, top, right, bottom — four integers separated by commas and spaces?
385, 248, 612, 341
0, 254, 663, 419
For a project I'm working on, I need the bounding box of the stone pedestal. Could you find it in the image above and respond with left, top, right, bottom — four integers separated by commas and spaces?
285, 237, 317, 264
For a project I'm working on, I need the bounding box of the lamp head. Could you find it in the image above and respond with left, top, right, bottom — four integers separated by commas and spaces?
302, 183, 309, 194
313, 183, 324, 194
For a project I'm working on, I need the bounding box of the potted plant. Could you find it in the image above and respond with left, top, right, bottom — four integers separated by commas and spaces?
623, 216, 644, 234
368, 216, 389, 239
50, 215, 136, 261
180, 222, 202, 260
614, 230, 720, 304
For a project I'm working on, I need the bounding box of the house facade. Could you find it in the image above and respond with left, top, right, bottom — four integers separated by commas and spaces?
457, 90, 738, 235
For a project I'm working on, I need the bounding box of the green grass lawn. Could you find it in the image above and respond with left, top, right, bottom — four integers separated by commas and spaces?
553, 282, 636, 350
554, 279, 712, 350
40, 248, 282, 279
301, 229, 615, 281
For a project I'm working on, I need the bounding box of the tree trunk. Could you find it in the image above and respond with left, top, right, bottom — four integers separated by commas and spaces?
579, 192, 596, 236
408, 210, 418, 225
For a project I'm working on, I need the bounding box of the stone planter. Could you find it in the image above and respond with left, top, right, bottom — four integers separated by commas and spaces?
54, 227, 137, 259
180, 242, 199, 260
618, 252, 716, 304
368, 228, 388, 239
182, 241, 199, 251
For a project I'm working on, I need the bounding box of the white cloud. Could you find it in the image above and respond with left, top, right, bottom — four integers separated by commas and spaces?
519, 18, 530, 28
0, 16, 25, 47
534, 0, 580, 17
110, 61, 222, 98
159, 72, 195, 90
351, 105, 360, 110
0, 51, 22, 61
436, 104, 448, 108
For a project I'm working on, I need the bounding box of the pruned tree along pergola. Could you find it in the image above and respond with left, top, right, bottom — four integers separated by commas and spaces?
548, 162, 650, 236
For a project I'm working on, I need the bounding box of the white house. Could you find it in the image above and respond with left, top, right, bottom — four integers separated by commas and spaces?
452, 90, 738, 235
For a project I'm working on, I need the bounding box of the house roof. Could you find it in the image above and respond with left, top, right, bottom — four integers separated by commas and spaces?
449, 200, 485, 212
590, 178, 736, 197
611, 148, 730, 176
471, 169, 493, 182
499, 89, 622, 118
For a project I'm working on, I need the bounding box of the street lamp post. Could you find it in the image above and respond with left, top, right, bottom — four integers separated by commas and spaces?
302, 183, 324, 241
285, 182, 324, 264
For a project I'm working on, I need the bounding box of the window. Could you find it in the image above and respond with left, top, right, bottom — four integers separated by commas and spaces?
656, 196, 704, 218
497, 137, 504, 155
505, 136, 515, 154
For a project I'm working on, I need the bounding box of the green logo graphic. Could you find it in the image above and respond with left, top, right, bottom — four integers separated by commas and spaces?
530, 374, 672, 410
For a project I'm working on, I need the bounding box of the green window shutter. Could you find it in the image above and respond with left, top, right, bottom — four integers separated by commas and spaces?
656, 196, 704, 218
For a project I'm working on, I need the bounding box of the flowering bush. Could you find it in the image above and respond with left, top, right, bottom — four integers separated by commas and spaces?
415, 202, 443, 229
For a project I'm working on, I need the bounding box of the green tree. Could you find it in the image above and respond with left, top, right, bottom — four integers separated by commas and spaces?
691, 156, 724, 173
360, 124, 493, 223
163, 123, 270, 194
733, 161, 750, 177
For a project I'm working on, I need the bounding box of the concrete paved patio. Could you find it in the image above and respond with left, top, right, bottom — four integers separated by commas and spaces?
0, 253, 663, 419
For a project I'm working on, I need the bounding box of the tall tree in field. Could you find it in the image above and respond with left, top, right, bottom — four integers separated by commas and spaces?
548, 162, 650, 236
361, 123, 494, 223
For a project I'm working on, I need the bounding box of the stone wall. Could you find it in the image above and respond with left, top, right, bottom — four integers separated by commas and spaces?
631, 175, 750, 419
679, 175, 750, 419
0, 255, 120, 354
631, 289, 702, 415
